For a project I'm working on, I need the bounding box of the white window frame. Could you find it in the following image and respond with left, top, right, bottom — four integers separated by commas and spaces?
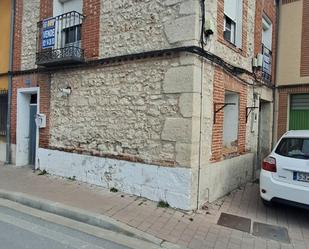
224, 15, 236, 44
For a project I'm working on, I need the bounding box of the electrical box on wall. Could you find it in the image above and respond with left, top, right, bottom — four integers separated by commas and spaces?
252, 58, 257, 68
257, 53, 263, 67
35, 114, 46, 128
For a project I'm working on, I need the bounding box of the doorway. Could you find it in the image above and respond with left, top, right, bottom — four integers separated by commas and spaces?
16, 88, 39, 168
29, 94, 37, 166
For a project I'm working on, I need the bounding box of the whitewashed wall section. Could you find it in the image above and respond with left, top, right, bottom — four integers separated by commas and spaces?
38, 148, 193, 210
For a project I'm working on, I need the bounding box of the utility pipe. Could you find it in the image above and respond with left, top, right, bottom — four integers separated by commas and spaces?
272, 0, 281, 147
6, 0, 15, 165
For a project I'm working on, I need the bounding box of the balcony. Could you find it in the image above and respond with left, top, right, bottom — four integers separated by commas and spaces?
36, 11, 85, 67
261, 44, 272, 84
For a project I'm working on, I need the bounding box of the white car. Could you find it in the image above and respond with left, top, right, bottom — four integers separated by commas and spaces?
260, 130, 309, 207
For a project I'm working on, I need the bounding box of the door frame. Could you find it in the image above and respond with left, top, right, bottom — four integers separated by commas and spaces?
16, 87, 40, 168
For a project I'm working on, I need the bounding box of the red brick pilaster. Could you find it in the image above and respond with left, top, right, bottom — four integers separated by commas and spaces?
254, 0, 277, 85
13, 0, 23, 71
40, 0, 53, 19
37, 74, 51, 148
211, 69, 225, 161
82, 0, 101, 59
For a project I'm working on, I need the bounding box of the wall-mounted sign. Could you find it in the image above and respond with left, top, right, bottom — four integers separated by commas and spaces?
42, 18, 56, 49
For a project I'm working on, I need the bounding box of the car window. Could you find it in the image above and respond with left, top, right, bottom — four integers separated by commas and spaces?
275, 138, 309, 159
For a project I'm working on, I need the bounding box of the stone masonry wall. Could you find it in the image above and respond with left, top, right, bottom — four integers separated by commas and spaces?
20, 0, 40, 70
49, 55, 202, 168
99, 0, 200, 58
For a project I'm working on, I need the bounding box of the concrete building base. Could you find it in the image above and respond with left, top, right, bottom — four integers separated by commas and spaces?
200, 153, 255, 203
37, 148, 193, 210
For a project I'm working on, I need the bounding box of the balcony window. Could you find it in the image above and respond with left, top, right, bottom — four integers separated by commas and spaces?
36, 11, 84, 67
261, 16, 273, 83
64, 24, 81, 46
262, 45, 272, 83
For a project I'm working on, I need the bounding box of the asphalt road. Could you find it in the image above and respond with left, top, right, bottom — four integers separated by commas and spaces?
0, 206, 132, 249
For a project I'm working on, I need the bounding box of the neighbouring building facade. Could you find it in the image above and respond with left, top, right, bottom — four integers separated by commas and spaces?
0, 0, 12, 162
276, 0, 309, 140
8, 0, 277, 210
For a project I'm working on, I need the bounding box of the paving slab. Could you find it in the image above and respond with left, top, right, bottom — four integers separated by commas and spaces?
217, 213, 251, 233
252, 222, 290, 244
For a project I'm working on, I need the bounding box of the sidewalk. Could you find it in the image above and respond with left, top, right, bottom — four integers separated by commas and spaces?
0, 164, 307, 249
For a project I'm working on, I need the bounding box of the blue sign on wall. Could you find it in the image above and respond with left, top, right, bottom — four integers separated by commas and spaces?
42, 18, 56, 49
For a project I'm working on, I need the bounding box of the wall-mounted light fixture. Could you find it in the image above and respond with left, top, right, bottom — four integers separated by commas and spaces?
204, 20, 214, 37
59, 86, 72, 96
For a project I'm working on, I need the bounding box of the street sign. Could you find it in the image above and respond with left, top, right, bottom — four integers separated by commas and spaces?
42, 18, 56, 49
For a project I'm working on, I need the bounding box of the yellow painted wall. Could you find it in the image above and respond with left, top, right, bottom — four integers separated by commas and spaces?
0, 0, 11, 90
277, 0, 309, 86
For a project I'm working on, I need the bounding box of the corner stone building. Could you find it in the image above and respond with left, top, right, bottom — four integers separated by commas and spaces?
9, 0, 277, 210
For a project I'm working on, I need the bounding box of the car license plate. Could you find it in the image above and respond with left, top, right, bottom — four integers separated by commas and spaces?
293, 172, 309, 182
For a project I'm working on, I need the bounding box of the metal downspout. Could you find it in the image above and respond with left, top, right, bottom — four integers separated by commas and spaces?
196, 0, 206, 210
6, 0, 15, 165
272, 0, 281, 147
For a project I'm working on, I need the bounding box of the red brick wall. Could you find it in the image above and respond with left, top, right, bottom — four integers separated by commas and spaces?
301, 0, 309, 76
211, 67, 248, 162
254, 0, 277, 84
40, 0, 53, 19
12, 0, 23, 71
217, 0, 248, 57
37, 74, 51, 148
11, 74, 51, 148
82, 0, 101, 59
277, 85, 309, 139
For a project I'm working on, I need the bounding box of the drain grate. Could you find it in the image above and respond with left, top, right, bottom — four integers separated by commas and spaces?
217, 213, 251, 233
252, 222, 290, 243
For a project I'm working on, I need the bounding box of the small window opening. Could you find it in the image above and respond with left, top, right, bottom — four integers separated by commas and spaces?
30, 94, 37, 104
222, 91, 239, 157
224, 15, 236, 44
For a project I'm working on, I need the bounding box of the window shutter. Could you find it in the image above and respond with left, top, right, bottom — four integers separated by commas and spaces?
291, 94, 309, 110
235, 0, 243, 48
62, 0, 83, 14
224, 0, 237, 22
262, 16, 272, 50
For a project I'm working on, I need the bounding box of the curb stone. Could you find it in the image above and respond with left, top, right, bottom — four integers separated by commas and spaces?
0, 189, 187, 249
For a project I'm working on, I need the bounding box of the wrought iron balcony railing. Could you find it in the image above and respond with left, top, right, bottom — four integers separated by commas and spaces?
261, 44, 272, 84
36, 11, 85, 67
